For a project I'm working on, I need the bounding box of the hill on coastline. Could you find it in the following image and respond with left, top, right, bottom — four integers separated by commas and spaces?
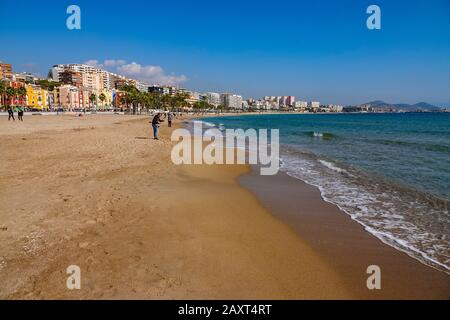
360, 100, 443, 111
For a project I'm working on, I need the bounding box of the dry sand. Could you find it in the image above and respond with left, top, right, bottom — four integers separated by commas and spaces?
0, 114, 353, 299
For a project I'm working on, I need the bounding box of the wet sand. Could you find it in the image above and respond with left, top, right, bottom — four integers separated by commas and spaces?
240, 168, 450, 299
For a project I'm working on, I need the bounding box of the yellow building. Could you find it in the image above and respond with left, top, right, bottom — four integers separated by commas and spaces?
27, 84, 49, 110
98, 89, 113, 110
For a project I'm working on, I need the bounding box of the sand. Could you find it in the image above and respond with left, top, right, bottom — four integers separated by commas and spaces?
240, 169, 450, 299
0, 114, 352, 299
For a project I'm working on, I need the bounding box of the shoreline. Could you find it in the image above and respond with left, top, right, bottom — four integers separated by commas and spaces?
194, 114, 450, 275
239, 167, 450, 299
0, 114, 448, 299
190, 115, 450, 298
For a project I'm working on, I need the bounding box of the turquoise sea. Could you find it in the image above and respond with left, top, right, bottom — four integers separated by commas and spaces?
201, 113, 450, 273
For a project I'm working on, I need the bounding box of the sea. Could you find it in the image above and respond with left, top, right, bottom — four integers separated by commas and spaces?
199, 113, 450, 274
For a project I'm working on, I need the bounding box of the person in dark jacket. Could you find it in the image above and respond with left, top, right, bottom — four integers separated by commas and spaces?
167, 112, 173, 127
7, 106, 15, 121
17, 106, 24, 121
151, 113, 165, 139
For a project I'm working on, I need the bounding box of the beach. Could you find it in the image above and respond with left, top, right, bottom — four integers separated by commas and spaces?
0, 114, 448, 299
240, 169, 450, 299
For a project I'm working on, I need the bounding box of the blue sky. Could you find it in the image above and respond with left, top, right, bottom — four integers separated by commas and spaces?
1, 0, 449, 106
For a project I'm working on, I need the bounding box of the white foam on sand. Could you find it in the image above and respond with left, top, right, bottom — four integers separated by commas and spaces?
280, 152, 450, 274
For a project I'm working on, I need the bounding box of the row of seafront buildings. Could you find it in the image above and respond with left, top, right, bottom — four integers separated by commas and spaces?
48, 63, 149, 111
246, 96, 343, 112
2, 60, 223, 111
1, 61, 127, 111
199, 93, 344, 112
2, 61, 171, 111
1, 60, 343, 112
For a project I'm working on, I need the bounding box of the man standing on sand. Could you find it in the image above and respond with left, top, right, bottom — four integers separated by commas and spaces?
7, 106, 15, 121
151, 113, 165, 140
17, 106, 24, 121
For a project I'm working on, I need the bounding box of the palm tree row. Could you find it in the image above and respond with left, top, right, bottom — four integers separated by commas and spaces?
121, 85, 214, 114
0, 81, 27, 111
0, 81, 219, 113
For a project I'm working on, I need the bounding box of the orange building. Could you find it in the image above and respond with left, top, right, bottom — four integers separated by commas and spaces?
0, 61, 13, 80
114, 90, 128, 111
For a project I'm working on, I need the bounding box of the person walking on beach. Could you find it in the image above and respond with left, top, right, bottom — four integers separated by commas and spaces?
7, 106, 15, 121
167, 112, 173, 128
17, 106, 24, 121
151, 113, 164, 140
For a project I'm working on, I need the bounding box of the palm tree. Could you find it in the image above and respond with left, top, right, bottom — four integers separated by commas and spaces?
89, 93, 97, 112
5, 87, 16, 109
150, 92, 163, 110
193, 100, 212, 113
0, 81, 6, 111
17, 86, 27, 109
121, 85, 141, 114
140, 92, 148, 112
160, 94, 171, 111
172, 92, 190, 112
122, 94, 131, 113
169, 95, 177, 111
98, 93, 106, 110
128, 90, 139, 114
138, 92, 149, 114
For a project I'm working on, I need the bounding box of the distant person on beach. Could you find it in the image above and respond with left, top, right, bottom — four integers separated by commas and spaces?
17, 107, 24, 121
151, 113, 165, 140
7, 106, 15, 121
167, 112, 173, 127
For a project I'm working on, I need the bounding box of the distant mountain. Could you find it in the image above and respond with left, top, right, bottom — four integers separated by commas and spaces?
411, 102, 442, 110
360, 100, 443, 111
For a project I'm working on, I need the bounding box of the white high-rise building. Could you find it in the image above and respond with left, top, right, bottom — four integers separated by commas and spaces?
294, 101, 308, 111
328, 104, 343, 112
51, 64, 65, 81
101, 71, 115, 90
205, 92, 221, 107
135, 81, 149, 92
221, 93, 243, 109
308, 101, 320, 110
52, 64, 105, 92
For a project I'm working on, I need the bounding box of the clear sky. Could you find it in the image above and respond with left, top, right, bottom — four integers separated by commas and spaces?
1, 0, 449, 106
